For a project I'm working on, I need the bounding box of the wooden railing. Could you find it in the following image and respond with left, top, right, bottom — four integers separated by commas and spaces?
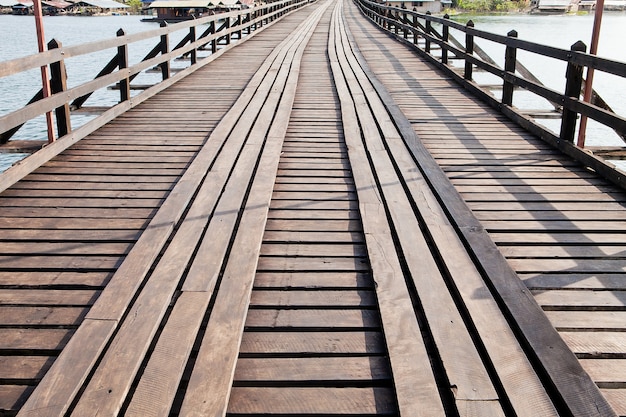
354, 0, 626, 188
0, 0, 312, 145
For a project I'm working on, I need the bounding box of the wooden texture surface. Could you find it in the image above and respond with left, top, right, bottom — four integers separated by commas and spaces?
1, 0, 623, 416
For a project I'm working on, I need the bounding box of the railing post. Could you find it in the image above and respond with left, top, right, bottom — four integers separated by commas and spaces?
160, 22, 170, 80
225, 17, 231, 44
246, 11, 252, 35
189, 25, 197, 65
116, 29, 131, 103
394, 10, 399, 35
560, 40, 587, 143
464, 20, 474, 80
235, 14, 242, 39
425, 11, 432, 53
402, 6, 408, 39
502, 29, 518, 106
48, 39, 71, 138
442, 14, 449, 64
210, 20, 217, 53
411, 8, 418, 44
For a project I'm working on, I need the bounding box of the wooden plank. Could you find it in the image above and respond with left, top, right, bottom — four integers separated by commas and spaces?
0, 329, 73, 351
233, 357, 391, 381
256, 256, 369, 271
522, 273, 626, 290
239, 331, 386, 354
580, 360, 626, 384
0, 307, 88, 326
253, 271, 373, 289
249, 290, 377, 306
0, 356, 55, 380
0, 386, 34, 413
0, 271, 111, 287
227, 387, 397, 415
532, 290, 626, 309
560, 331, 626, 356
545, 311, 626, 331
0, 290, 100, 306
601, 389, 626, 416
244, 308, 380, 328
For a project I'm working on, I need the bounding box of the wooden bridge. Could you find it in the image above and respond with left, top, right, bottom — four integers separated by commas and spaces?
1, 0, 625, 415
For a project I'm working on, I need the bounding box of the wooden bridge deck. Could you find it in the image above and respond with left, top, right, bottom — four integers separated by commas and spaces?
0, 0, 624, 416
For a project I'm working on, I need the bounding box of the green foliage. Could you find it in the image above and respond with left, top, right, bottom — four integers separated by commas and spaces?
454, 0, 527, 11
127, 0, 142, 13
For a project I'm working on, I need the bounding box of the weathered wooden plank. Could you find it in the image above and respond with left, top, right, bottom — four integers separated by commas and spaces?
0, 290, 100, 306
601, 389, 626, 416
0, 271, 111, 287
256, 256, 369, 271
0, 386, 34, 414
239, 331, 386, 354
0, 329, 73, 351
580, 359, 626, 384
545, 311, 626, 331
532, 290, 626, 309
510, 259, 626, 273
253, 271, 373, 288
233, 357, 391, 381
245, 308, 380, 328
250, 289, 377, 306
0, 242, 131, 256
561, 331, 626, 356
522, 273, 626, 290
0, 356, 55, 380
227, 387, 397, 415
0, 307, 88, 326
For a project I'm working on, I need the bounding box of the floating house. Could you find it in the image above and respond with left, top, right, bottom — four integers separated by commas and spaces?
379, 0, 449, 13
145, 0, 248, 22
67, 0, 129, 14
145, 0, 212, 21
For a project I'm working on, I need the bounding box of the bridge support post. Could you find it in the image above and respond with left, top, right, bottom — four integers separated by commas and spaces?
464, 20, 474, 80
502, 30, 518, 106
442, 14, 449, 65
560, 41, 587, 142
160, 22, 170, 80
116, 29, 131, 103
48, 39, 71, 138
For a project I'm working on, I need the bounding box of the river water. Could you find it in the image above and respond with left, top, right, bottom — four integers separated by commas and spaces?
0, 11, 625, 170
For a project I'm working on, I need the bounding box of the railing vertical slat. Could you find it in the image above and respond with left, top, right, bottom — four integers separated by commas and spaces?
48, 39, 71, 138
160, 22, 170, 80
502, 30, 518, 106
116, 29, 131, 103
464, 20, 474, 80
442, 14, 449, 65
189, 25, 197, 65
560, 41, 587, 143
425, 11, 432, 53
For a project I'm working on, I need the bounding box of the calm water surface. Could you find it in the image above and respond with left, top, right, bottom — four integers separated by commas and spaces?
0, 12, 625, 170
